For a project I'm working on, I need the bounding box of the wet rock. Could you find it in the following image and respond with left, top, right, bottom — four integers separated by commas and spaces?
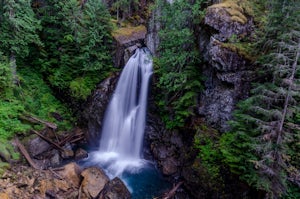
99, 177, 131, 199
161, 157, 178, 175
146, 115, 189, 176
80, 167, 109, 198
75, 148, 88, 160
82, 73, 119, 147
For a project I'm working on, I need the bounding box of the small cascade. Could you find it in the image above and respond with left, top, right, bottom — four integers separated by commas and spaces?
88, 48, 153, 177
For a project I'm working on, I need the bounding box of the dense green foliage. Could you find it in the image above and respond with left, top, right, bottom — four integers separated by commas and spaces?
154, 0, 205, 129
0, 0, 42, 58
32, 0, 113, 100
0, 0, 113, 164
0, 0, 299, 198
220, 0, 300, 198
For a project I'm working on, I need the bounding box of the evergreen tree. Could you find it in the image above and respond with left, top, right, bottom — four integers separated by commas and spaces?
154, 0, 204, 128
220, 0, 300, 198
0, 0, 42, 82
35, 0, 113, 100
78, 0, 113, 73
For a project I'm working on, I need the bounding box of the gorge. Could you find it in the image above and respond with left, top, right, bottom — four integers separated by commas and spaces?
0, 0, 299, 199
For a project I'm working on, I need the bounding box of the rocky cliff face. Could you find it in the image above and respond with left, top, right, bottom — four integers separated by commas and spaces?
82, 73, 119, 147
198, 1, 255, 131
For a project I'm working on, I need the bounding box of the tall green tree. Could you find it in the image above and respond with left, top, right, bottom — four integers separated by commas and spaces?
220, 0, 300, 198
154, 0, 204, 129
0, 0, 41, 83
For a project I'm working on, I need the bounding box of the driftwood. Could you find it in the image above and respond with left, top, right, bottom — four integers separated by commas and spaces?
31, 130, 65, 151
20, 115, 57, 130
160, 181, 184, 199
14, 138, 40, 170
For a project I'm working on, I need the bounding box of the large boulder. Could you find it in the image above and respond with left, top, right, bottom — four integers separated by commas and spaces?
80, 167, 110, 198
58, 162, 82, 188
99, 177, 131, 199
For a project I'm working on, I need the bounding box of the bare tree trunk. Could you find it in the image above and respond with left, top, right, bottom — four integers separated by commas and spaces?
276, 41, 300, 144
10, 52, 18, 84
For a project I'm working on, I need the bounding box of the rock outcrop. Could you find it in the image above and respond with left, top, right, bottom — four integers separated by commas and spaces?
112, 25, 147, 67
198, 0, 255, 131
82, 73, 119, 147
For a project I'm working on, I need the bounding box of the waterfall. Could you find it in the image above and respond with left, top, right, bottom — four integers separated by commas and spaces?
89, 48, 153, 177
100, 47, 152, 158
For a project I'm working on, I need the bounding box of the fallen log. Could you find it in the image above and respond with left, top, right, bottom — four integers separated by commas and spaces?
14, 138, 40, 170
20, 115, 57, 130
31, 130, 64, 151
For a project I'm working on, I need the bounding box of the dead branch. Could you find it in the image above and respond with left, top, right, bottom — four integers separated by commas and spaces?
14, 138, 40, 170
31, 130, 64, 151
162, 181, 184, 199
59, 132, 84, 146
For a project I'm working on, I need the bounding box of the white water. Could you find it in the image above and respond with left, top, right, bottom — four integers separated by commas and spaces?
89, 48, 153, 177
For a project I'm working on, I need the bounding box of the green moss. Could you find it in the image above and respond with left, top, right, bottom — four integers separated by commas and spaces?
210, 0, 266, 25
219, 40, 256, 62
112, 25, 146, 39
210, 0, 248, 24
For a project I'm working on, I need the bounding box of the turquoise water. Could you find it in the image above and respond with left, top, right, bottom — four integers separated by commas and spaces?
79, 152, 171, 199
122, 164, 171, 199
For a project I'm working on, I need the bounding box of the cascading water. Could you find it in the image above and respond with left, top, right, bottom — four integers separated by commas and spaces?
87, 48, 153, 177
99, 48, 152, 158
83, 48, 171, 198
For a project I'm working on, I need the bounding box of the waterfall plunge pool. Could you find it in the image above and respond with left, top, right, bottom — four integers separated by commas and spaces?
79, 151, 171, 199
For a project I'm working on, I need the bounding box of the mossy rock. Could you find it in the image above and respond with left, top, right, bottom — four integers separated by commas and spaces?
0, 140, 20, 162
210, 0, 248, 24
112, 25, 146, 45
220, 41, 256, 62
